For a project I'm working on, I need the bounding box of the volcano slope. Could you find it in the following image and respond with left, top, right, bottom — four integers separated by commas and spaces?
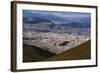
23, 40, 91, 62
45, 40, 91, 61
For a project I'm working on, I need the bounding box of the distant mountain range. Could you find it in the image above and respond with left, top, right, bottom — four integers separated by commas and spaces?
23, 10, 91, 35
23, 17, 90, 35
23, 10, 91, 26
23, 10, 91, 23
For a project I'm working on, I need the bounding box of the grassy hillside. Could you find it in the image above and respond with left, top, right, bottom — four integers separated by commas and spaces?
23, 44, 55, 62
45, 40, 91, 61
23, 40, 91, 62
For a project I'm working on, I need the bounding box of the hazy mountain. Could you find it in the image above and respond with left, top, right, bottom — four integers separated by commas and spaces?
23, 10, 91, 36
23, 10, 91, 27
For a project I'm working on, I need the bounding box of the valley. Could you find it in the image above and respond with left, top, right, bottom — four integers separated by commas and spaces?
23, 29, 90, 54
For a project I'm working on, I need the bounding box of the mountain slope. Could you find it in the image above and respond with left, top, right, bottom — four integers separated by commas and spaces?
45, 40, 91, 61
23, 44, 55, 62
